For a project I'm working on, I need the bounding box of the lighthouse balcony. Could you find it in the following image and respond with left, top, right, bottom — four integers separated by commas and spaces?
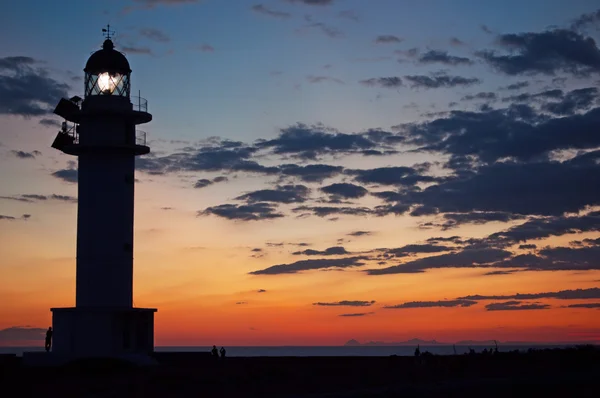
53, 129, 150, 156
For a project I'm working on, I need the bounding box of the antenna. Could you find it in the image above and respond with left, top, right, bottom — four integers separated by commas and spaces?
102, 24, 114, 40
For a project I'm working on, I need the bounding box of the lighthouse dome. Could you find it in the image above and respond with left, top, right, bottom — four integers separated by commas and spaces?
84, 39, 131, 75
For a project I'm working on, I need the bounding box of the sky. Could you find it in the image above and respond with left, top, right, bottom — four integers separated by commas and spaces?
1, 0, 600, 347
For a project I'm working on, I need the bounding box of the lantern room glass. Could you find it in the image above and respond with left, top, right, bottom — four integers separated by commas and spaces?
85, 71, 130, 97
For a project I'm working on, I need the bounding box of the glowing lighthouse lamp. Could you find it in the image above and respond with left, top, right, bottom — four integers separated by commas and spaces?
26, 26, 157, 366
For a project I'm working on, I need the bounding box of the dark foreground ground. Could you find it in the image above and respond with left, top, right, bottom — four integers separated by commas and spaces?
1, 346, 598, 397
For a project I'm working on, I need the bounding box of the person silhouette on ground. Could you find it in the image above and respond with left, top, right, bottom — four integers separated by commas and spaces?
220, 347, 226, 358
211, 345, 219, 358
45, 327, 53, 352
414, 345, 420, 357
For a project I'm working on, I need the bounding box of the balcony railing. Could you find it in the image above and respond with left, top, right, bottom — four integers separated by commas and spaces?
131, 96, 148, 113
136, 130, 147, 146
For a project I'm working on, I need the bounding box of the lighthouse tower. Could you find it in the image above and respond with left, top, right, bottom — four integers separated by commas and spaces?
47, 27, 157, 364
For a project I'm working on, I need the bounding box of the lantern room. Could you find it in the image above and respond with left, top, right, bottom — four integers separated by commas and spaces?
84, 38, 131, 97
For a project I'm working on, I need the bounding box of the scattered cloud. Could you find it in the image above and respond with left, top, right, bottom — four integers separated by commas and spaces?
485, 301, 550, 311
251, 4, 291, 19
374, 35, 402, 44
313, 300, 376, 307
384, 299, 478, 309
139, 28, 170, 42
200, 202, 283, 221
249, 256, 369, 275
10, 150, 41, 159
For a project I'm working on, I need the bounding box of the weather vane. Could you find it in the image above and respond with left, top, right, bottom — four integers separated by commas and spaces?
102, 24, 114, 40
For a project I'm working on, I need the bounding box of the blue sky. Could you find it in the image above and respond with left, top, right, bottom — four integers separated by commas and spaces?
1, 0, 600, 345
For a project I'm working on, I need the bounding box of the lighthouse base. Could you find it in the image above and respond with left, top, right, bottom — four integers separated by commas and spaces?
28, 306, 158, 366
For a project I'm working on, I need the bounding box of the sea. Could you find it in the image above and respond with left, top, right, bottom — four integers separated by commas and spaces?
0, 344, 581, 357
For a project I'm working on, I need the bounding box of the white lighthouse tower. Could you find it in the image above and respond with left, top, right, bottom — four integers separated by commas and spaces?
46, 27, 157, 364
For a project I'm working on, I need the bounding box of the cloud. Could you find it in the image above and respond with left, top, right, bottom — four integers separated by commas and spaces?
374, 35, 402, 44
257, 289, 267, 293
293, 246, 349, 256
321, 183, 368, 199
384, 299, 477, 309
236, 184, 310, 204
485, 301, 550, 311
39, 118, 61, 127
417, 50, 473, 66
382, 244, 453, 258
313, 300, 376, 307
300, 22, 343, 38
339, 10, 359, 22
348, 166, 434, 186
437, 212, 526, 230
10, 150, 41, 159
236, 301, 248, 305
51, 168, 77, 183
139, 28, 170, 42
462, 92, 497, 102
306, 75, 344, 84
450, 37, 465, 46
285, 0, 334, 5
200, 202, 283, 221
132, 0, 201, 8
503, 81, 529, 90
565, 303, 600, 309
359, 77, 403, 88
249, 256, 368, 275
519, 244, 537, 250
0, 56, 69, 117
477, 29, 600, 76
458, 287, 600, 301
121, 46, 153, 55
338, 312, 374, 317
489, 213, 600, 243
0, 194, 76, 203
367, 248, 512, 275
542, 87, 598, 116
404, 73, 481, 89
194, 176, 228, 189
251, 4, 291, 19
571, 9, 600, 31
348, 231, 371, 237
0, 326, 46, 341
0, 214, 30, 221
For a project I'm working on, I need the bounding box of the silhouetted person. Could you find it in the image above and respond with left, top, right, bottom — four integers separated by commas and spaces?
220, 347, 226, 358
211, 345, 219, 358
414, 344, 420, 357
45, 327, 53, 352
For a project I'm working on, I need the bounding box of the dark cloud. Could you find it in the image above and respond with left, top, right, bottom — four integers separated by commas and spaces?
462, 92, 497, 101
139, 28, 170, 42
348, 231, 371, 237
571, 9, 600, 31
200, 202, 283, 221
477, 29, 600, 76
279, 164, 344, 182
300, 22, 343, 38
347, 166, 434, 187
285, 0, 333, 5
307, 75, 344, 84
367, 248, 512, 275
236, 301, 248, 305
484, 270, 518, 276
450, 37, 465, 46
313, 300, 376, 307
458, 287, 600, 301
503, 81, 529, 90
374, 35, 402, 44
338, 312, 374, 317
359, 77, 403, 88
257, 289, 267, 293
438, 212, 526, 230
0, 56, 69, 117
194, 176, 228, 189
132, 0, 201, 8
293, 246, 349, 256
251, 4, 292, 19
404, 73, 481, 89
10, 150, 41, 159
0, 326, 46, 341
236, 184, 310, 204
542, 87, 598, 116
121, 46, 153, 55
249, 256, 368, 275
39, 118, 61, 127
565, 303, 600, 309
485, 301, 550, 311
292, 205, 374, 218
417, 50, 473, 66
383, 244, 452, 258
51, 168, 78, 183
519, 244, 537, 250
321, 183, 368, 199
0, 193, 76, 203
489, 212, 600, 243
384, 299, 477, 309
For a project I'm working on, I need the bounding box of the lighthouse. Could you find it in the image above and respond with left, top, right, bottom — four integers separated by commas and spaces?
45, 27, 157, 364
